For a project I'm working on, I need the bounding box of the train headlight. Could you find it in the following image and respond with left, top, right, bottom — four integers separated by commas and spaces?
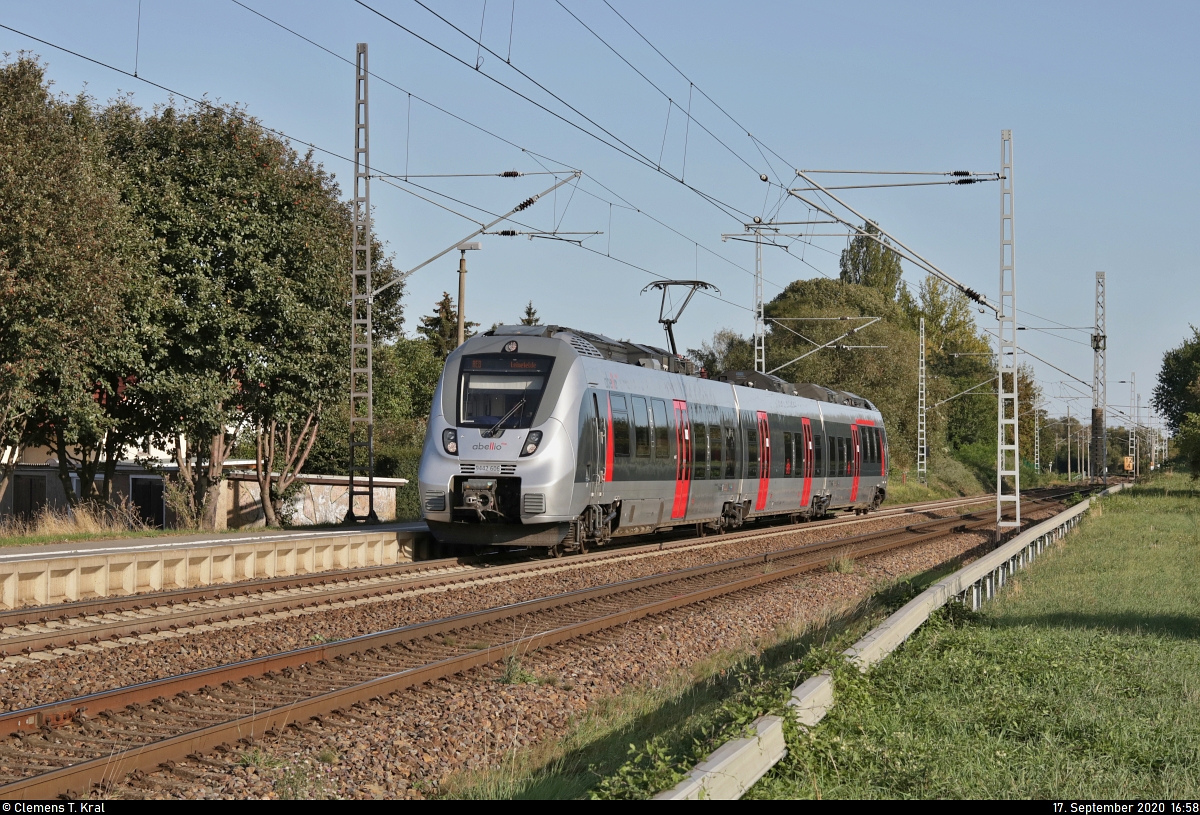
520, 430, 543, 457
442, 428, 458, 455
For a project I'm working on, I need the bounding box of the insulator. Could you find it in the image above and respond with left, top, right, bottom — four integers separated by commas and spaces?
952, 170, 971, 176
497, 230, 518, 236
963, 287, 982, 303
514, 197, 536, 212
759, 174, 769, 182
500, 170, 521, 177
954, 178, 979, 185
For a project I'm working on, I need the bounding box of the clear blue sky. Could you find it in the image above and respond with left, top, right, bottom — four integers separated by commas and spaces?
3, 0, 1196, 427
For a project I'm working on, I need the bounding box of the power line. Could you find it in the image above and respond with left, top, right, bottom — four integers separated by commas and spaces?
18, 8, 776, 313
233, 0, 776, 287
552, 0, 765, 180
358, 0, 757, 224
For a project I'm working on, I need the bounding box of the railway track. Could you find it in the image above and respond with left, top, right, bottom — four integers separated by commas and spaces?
0, 489, 1090, 798
0, 491, 1052, 660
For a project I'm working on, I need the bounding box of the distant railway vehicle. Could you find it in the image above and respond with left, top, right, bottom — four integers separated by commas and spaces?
418, 325, 888, 555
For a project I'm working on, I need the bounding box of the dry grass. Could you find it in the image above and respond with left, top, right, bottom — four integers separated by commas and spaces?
0, 499, 174, 547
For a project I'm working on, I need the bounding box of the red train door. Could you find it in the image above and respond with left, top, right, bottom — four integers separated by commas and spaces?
801, 418, 813, 507
755, 411, 771, 511
671, 400, 690, 519
850, 424, 862, 502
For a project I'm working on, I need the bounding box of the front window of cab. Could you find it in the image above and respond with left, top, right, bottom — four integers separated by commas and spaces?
458, 355, 554, 431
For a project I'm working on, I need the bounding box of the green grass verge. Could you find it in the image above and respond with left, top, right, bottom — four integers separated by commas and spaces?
0, 528, 191, 549
749, 472, 1200, 799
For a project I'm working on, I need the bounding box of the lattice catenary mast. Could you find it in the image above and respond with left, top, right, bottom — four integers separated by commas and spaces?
917, 317, 927, 484
1091, 271, 1107, 483
754, 229, 765, 373
1128, 373, 1136, 468
346, 43, 379, 523
996, 130, 1020, 529
1034, 399, 1040, 473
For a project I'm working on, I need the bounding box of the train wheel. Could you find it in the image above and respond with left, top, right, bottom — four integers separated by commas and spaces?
578, 537, 589, 555
548, 543, 563, 558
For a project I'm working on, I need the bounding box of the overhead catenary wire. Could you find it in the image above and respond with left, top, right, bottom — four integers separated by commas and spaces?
553, 0, 767, 181
360, 0, 758, 223
229, 1, 791, 297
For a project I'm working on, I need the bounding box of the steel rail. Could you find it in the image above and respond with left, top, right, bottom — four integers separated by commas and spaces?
0, 493, 1090, 797
0, 491, 1060, 657
0, 490, 998, 625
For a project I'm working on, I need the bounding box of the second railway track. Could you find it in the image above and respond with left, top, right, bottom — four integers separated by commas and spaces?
0, 491, 1062, 661
0, 490, 1088, 798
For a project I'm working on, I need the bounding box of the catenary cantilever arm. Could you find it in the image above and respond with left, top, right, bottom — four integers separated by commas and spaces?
373, 172, 582, 298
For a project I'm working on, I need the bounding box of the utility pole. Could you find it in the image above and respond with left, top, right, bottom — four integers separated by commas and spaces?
918, 317, 927, 484
1067, 403, 1072, 483
1091, 272, 1107, 483
754, 228, 765, 373
456, 242, 481, 347
346, 42, 378, 524
997, 130, 1020, 530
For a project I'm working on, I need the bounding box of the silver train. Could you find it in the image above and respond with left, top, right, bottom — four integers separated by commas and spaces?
418, 325, 889, 554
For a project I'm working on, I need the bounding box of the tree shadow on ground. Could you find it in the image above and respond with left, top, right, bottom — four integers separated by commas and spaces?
990, 611, 1200, 639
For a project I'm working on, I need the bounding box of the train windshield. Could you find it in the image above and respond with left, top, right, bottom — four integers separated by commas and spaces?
458, 355, 555, 431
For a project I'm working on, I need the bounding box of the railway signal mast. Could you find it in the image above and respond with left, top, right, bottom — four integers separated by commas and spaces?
996, 131, 1020, 531
1091, 272, 1107, 483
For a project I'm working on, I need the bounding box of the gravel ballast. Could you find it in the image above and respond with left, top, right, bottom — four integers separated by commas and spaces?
91, 505, 1062, 799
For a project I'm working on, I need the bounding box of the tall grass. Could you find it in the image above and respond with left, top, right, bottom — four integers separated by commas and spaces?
0, 500, 161, 547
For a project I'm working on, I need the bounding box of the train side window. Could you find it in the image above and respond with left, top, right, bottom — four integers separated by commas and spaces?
652, 399, 670, 458
724, 424, 737, 479
611, 395, 631, 457
870, 428, 879, 464
693, 421, 708, 480
813, 433, 823, 478
632, 397, 651, 458
783, 432, 793, 476
746, 426, 759, 479
836, 437, 845, 476
709, 423, 722, 479
845, 437, 853, 474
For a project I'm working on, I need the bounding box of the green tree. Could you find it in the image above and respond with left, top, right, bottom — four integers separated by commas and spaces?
1152, 326, 1200, 432
519, 300, 540, 325
1175, 414, 1200, 478
0, 57, 153, 507
839, 222, 908, 305
1153, 327, 1200, 478
418, 292, 476, 359
100, 99, 356, 528
918, 275, 994, 449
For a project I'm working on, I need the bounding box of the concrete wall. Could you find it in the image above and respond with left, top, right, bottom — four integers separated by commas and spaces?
219, 475, 404, 530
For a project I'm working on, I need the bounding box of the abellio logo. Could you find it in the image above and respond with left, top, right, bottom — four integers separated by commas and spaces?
472, 441, 508, 450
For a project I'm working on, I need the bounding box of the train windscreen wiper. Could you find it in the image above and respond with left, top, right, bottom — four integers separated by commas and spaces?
483, 398, 526, 438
